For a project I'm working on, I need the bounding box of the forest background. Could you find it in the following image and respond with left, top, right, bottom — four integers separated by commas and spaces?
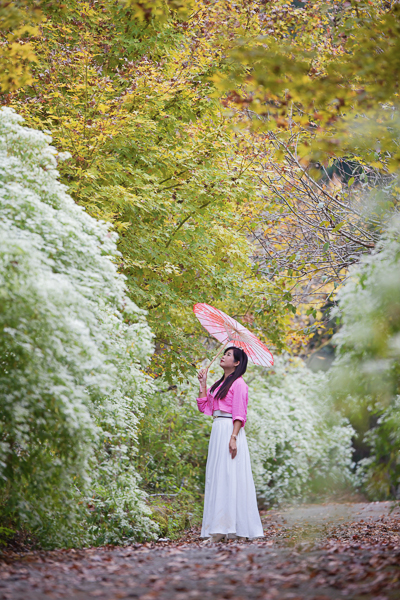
0, 0, 400, 548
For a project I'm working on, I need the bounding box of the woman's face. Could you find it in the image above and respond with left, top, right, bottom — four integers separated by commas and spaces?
220, 349, 240, 369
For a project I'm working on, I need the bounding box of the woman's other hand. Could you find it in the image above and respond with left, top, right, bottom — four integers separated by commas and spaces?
229, 436, 237, 459
229, 420, 241, 459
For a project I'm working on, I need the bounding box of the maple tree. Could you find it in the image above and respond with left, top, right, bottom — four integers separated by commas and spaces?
7, 0, 292, 380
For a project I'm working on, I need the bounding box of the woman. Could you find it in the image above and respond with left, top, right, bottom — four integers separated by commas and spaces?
197, 346, 264, 542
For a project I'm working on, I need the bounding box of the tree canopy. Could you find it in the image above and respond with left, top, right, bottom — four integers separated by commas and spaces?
8, 0, 400, 365
212, 0, 400, 320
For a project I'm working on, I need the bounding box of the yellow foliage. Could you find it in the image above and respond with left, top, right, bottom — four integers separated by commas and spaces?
10, 0, 290, 380
0, 0, 43, 92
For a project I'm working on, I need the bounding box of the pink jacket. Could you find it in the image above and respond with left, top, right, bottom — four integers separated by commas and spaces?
196, 376, 249, 427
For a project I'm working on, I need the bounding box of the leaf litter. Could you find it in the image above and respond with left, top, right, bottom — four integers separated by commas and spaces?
0, 503, 399, 600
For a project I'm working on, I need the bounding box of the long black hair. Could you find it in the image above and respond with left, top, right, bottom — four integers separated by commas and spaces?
209, 346, 248, 400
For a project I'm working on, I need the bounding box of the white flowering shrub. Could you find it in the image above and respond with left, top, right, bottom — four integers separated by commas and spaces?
0, 107, 156, 546
331, 218, 400, 405
245, 358, 355, 505
330, 219, 400, 499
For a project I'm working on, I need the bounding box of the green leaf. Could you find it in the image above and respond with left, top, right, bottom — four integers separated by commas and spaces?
332, 222, 344, 233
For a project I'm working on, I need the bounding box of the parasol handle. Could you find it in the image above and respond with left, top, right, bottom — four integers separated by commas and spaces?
205, 341, 230, 372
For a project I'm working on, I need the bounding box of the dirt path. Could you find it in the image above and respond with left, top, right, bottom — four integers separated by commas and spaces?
1, 502, 400, 600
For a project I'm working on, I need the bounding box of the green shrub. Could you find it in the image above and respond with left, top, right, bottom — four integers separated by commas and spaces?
148, 492, 203, 540
137, 378, 211, 496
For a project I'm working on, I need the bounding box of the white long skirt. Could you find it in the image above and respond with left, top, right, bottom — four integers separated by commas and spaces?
201, 416, 264, 539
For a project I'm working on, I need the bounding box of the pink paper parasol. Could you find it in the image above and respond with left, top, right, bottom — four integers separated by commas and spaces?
193, 302, 274, 369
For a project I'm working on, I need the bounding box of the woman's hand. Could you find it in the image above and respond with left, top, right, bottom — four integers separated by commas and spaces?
197, 368, 208, 388
229, 436, 237, 459
229, 421, 241, 459
197, 368, 208, 398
